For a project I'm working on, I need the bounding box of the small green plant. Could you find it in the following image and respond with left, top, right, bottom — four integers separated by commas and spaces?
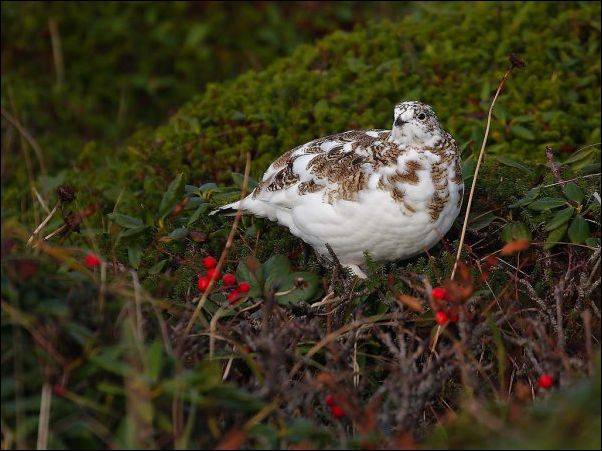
236, 254, 322, 306
510, 145, 600, 249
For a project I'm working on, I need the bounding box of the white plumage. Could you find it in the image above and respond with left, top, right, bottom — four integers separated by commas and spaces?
214, 101, 464, 278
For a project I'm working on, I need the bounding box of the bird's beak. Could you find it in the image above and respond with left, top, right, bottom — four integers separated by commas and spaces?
394, 117, 408, 127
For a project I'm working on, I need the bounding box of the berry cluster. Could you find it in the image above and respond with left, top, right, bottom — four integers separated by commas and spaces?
431, 286, 459, 325
324, 394, 345, 419
197, 255, 250, 305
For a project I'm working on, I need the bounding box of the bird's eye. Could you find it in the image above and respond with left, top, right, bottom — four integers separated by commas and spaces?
417, 113, 427, 121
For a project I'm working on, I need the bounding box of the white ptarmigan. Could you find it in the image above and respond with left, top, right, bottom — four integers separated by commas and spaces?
214, 101, 464, 278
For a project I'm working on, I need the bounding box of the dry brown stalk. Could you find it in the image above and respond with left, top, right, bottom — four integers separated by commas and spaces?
451, 55, 524, 279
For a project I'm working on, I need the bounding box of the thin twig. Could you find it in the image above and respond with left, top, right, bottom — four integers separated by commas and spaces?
209, 307, 227, 360
353, 339, 360, 388
289, 313, 400, 378
32, 186, 51, 214
41, 224, 67, 242
451, 60, 520, 279
222, 356, 234, 381
48, 18, 65, 90
98, 261, 107, 315
582, 310, 593, 375
36, 380, 52, 450
131, 270, 144, 343
27, 202, 59, 246
541, 172, 601, 189
1, 106, 46, 175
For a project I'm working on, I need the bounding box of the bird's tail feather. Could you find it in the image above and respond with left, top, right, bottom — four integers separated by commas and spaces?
209, 200, 243, 216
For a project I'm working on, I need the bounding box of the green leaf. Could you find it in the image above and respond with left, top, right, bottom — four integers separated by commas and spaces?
510, 186, 541, 208
544, 223, 568, 250
567, 215, 590, 244
585, 237, 600, 247
185, 196, 205, 210
187, 203, 210, 226
510, 125, 535, 140
148, 259, 167, 275
158, 227, 188, 243
89, 348, 131, 377
158, 172, 184, 220
199, 182, 218, 193
168, 227, 188, 240
562, 145, 599, 165
107, 213, 144, 229
468, 211, 498, 231
567, 147, 601, 171
563, 183, 584, 203
581, 163, 602, 175
231, 172, 258, 190
486, 316, 505, 390
127, 245, 143, 269
146, 341, 163, 383
461, 157, 476, 183
501, 222, 532, 242
275, 271, 321, 305
495, 155, 533, 173
544, 207, 574, 231
260, 255, 321, 305
527, 197, 567, 211
263, 254, 293, 294
117, 225, 148, 239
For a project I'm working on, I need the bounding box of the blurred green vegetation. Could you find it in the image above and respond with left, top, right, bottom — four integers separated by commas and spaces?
1, 1, 406, 167
427, 356, 602, 449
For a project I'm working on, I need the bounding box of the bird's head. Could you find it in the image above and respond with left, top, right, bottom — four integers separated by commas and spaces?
389, 101, 444, 147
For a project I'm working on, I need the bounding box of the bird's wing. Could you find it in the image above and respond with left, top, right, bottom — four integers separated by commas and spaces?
249, 129, 394, 207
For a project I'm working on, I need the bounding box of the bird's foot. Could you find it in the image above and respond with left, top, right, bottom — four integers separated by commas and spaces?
343, 264, 367, 280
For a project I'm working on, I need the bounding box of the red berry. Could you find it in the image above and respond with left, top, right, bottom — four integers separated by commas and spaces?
53, 384, 66, 397
207, 268, 221, 281
238, 282, 250, 293
325, 394, 335, 407
538, 374, 554, 389
84, 252, 101, 268
202, 256, 217, 269
448, 312, 459, 323
432, 287, 447, 301
197, 276, 210, 291
330, 405, 345, 419
435, 310, 449, 326
227, 290, 240, 304
222, 273, 237, 286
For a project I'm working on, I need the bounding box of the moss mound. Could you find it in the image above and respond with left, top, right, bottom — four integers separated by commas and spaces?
3, 2, 600, 221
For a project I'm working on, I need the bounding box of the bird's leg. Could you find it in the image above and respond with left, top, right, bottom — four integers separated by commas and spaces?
323, 244, 368, 297
315, 251, 334, 273
324, 243, 344, 284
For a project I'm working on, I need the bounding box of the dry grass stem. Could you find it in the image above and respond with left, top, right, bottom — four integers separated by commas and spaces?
451, 62, 520, 279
